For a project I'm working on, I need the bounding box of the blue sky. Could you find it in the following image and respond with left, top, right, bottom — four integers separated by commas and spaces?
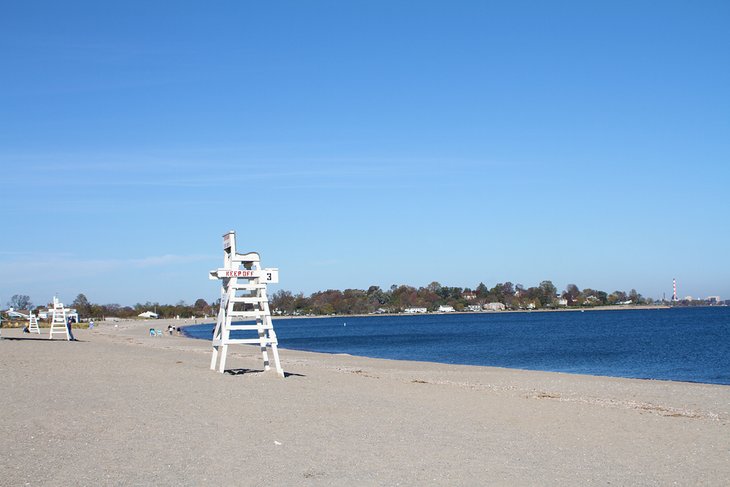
1, 1, 728, 307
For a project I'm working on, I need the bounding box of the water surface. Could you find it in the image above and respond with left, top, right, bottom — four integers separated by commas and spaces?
184, 307, 730, 385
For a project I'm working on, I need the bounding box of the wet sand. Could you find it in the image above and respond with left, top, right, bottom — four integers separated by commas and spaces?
1, 318, 728, 486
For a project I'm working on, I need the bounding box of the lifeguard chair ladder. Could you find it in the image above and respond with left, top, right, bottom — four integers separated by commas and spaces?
28, 312, 40, 334
209, 231, 283, 377
49, 297, 70, 340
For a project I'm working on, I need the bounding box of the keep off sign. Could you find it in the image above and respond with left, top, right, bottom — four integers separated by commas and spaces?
211, 268, 279, 283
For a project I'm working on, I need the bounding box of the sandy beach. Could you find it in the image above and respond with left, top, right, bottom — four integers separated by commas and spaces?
1, 318, 728, 486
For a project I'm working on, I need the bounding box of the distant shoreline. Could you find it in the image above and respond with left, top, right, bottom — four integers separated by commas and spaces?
0, 304, 683, 329
268, 303, 672, 321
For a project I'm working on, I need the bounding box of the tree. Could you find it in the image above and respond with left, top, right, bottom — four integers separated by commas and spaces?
427, 281, 442, 293
72, 293, 91, 317
475, 282, 489, 298
8, 294, 32, 310
629, 289, 642, 304
564, 284, 581, 306
192, 298, 211, 316
366, 286, 388, 307
538, 280, 558, 307
271, 290, 295, 314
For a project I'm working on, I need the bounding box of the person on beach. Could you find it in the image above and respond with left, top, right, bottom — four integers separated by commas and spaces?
89, 319, 94, 330
66, 317, 77, 341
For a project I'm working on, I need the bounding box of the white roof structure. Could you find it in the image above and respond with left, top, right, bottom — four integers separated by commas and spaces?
5, 308, 30, 319
138, 311, 159, 319
484, 302, 506, 311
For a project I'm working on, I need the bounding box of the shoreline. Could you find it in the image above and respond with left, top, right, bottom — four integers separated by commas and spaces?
270, 303, 673, 320
1, 320, 729, 485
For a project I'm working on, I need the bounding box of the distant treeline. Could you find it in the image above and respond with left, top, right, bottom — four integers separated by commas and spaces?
5, 281, 719, 322
268, 281, 652, 315
4, 293, 215, 321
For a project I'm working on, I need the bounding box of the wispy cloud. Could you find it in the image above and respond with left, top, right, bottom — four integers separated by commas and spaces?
1, 152, 499, 190
0, 253, 214, 284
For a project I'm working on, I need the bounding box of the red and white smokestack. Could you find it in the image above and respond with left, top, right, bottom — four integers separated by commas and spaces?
672, 278, 677, 301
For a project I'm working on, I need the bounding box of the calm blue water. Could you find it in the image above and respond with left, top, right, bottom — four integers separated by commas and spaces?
183, 307, 730, 385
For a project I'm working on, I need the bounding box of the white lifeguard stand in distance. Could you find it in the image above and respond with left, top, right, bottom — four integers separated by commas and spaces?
49, 297, 70, 340
208, 231, 283, 377
28, 312, 40, 334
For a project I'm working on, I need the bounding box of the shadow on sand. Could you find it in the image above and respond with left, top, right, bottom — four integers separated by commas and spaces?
0, 336, 83, 342
225, 368, 305, 378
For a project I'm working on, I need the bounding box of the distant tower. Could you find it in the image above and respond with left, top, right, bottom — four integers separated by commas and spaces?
672, 278, 678, 302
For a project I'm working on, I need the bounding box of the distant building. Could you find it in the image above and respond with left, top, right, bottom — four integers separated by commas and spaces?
404, 307, 427, 314
466, 305, 482, 312
706, 296, 721, 304
37, 305, 79, 323
437, 305, 455, 313
138, 311, 159, 319
557, 298, 568, 307
463, 291, 477, 301
484, 302, 506, 311
5, 308, 30, 319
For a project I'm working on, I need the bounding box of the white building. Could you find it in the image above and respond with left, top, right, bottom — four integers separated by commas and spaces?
138, 311, 159, 319
404, 307, 427, 314
437, 305, 455, 313
5, 308, 29, 319
484, 302, 506, 311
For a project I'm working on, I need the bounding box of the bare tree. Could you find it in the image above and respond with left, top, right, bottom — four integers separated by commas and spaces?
8, 294, 33, 310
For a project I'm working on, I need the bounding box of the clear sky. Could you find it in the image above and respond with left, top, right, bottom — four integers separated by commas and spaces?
1, 1, 728, 308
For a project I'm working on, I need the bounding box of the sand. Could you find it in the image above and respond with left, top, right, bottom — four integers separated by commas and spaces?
1, 318, 728, 486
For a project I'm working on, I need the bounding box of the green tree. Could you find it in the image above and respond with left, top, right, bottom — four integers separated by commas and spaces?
538, 280, 557, 307
72, 293, 91, 317
366, 286, 388, 308
475, 282, 489, 298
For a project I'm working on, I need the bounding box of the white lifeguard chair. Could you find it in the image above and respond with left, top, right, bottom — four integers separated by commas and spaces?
209, 231, 284, 377
28, 312, 40, 334
49, 297, 70, 340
